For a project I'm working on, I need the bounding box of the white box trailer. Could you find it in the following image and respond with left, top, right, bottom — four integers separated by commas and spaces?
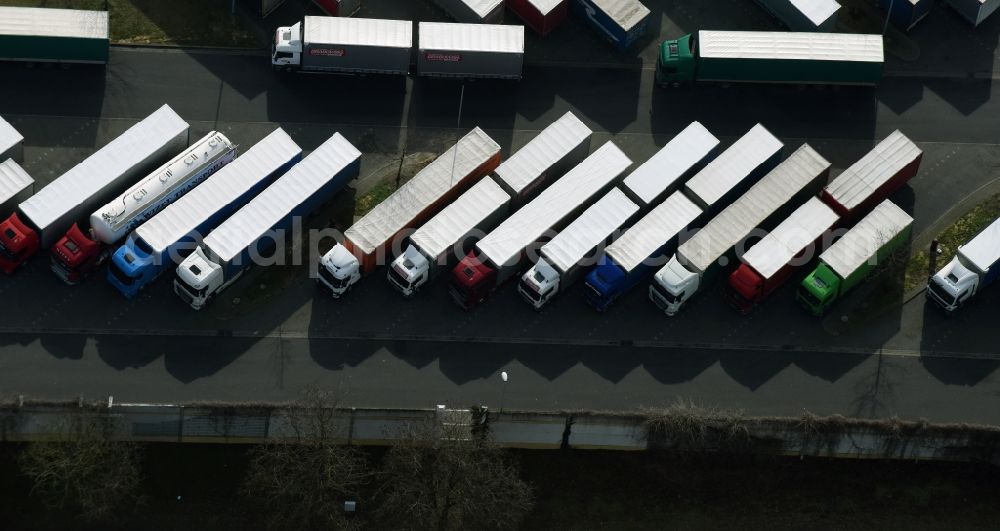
684, 123, 784, 214
432, 0, 505, 23
0, 115, 23, 163
492, 111, 593, 204
947, 0, 1000, 26
754, 0, 841, 31
518, 187, 639, 309
417, 22, 525, 79
0, 159, 33, 216
650, 144, 831, 316
0, 6, 109, 64
621, 121, 719, 207
272, 17, 413, 75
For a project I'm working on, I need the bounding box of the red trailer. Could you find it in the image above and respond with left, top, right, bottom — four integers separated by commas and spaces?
507, 0, 569, 36
312, 0, 361, 16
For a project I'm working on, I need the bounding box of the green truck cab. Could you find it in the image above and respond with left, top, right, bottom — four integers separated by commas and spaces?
655, 34, 696, 87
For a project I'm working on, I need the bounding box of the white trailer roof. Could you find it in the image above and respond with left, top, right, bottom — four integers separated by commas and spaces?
418, 22, 524, 54
605, 190, 702, 273
823, 130, 921, 212
346, 127, 500, 255
0, 159, 33, 205
821, 199, 911, 279
136, 128, 301, 254
20, 105, 188, 232
528, 0, 565, 16
684, 123, 783, 210
790, 0, 841, 26
959, 216, 1000, 273
679, 144, 830, 276
410, 177, 510, 260
303, 16, 412, 48
204, 133, 360, 264
0, 115, 22, 155
477, 141, 632, 268
742, 197, 839, 280
591, 0, 651, 31
462, 0, 504, 19
0, 7, 108, 40
622, 121, 719, 206
493, 111, 592, 196
698, 30, 884, 63
541, 188, 639, 274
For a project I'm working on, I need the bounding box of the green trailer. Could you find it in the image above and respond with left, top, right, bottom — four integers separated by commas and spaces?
0, 7, 109, 65
797, 199, 913, 316
656, 30, 883, 88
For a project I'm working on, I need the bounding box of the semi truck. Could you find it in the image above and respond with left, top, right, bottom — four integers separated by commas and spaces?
175, 133, 361, 309
726, 197, 840, 313
650, 143, 831, 316
508, 0, 569, 36
684, 123, 784, 215
311, 0, 362, 16
318, 127, 501, 297
798, 199, 913, 315
387, 112, 593, 297
49, 132, 237, 285
107, 128, 302, 298
272, 16, 413, 75
0, 7, 109, 65
946, 0, 1000, 26
518, 188, 639, 309
880, 0, 933, 31
432, 0, 505, 23
0, 115, 23, 163
926, 216, 1000, 313
572, 0, 651, 51
417, 22, 525, 79
820, 130, 921, 221
655, 30, 884, 88
754, 0, 840, 32
0, 105, 189, 274
449, 141, 632, 309
0, 159, 33, 216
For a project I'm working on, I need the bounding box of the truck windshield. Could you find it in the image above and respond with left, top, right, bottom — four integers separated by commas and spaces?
520, 281, 542, 302
108, 263, 136, 285
928, 281, 956, 306
585, 282, 604, 301
388, 266, 411, 289
798, 289, 823, 308
650, 282, 678, 304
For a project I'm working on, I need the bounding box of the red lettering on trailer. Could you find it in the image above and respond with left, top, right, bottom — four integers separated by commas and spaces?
310, 48, 346, 57
425, 53, 462, 62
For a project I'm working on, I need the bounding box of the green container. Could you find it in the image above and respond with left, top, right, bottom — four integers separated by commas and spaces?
0, 7, 109, 64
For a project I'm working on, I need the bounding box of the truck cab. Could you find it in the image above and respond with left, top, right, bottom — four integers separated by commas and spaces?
726, 264, 760, 314
387, 245, 429, 297
106, 237, 157, 298
0, 213, 38, 273
50, 223, 104, 284
318, 243, 360, 298
272, 22, 303, 71
583, 259, 624, 311
518, 259, 559, 310
926, 256, 976, 313
449, 252, 496, 310
650, 256, 698, 316
797, 263, 840, 316
173, 247, 220, 310
655, 34, 697, 87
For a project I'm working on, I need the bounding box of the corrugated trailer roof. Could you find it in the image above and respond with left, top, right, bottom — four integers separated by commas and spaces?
604, 190, 702, 273
541, 188, 639, 274
823, 130, 920, 213
20, 105, 188, 232
528, 0, 566, 15
821, 199, 912, 279
592, 0, 651, 31
303, 16, 413, 48
0, 7, 108, 40
463, 0, 505, 19
0, 159, 33, 205
678, 144, 831, 276
0, 115, 23, 155
410, 177, 510, 260
136, 128, 301, 254
959, 216, 1000, 273
791, 0, 841, 26
622, 121, 719, 206
698, 31, 884, 63
742, 196, 839, 280
204, 133, 360, 264
346, 127, 500, 255
493, 111, 592, 196
419, 22, 524, 53
477, 141, 632, 268
684, 123, 783, 210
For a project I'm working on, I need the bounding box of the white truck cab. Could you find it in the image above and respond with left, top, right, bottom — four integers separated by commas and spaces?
650, 256, 698, 316
174, 247, 222, 310
272, 22, 302, 70
387, 245, 430, 297
518, 259, 560, 310
319, 243, 361, 297
927, 257, 977, 312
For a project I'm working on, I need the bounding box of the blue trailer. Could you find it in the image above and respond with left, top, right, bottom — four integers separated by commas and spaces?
173, 133, 361, 309
572, 0, 651, 51
880, 0, 934, 31
106, 128, 302, 298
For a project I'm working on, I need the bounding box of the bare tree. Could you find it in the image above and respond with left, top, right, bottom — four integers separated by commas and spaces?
374, 416, 535, 531
241, 387, 371, 530
17, 407, 143, 524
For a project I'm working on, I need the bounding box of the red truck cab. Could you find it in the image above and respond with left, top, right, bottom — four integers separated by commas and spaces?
0, 213, 39, 274
448, 252, 497, 310
725, 263, 796, 315
50, 223, 104, 284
